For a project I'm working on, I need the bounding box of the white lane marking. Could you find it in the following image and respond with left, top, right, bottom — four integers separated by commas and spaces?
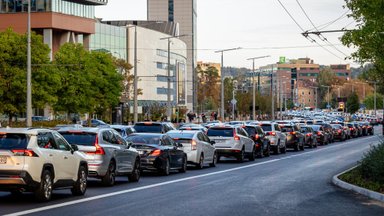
5, 136, 379, 216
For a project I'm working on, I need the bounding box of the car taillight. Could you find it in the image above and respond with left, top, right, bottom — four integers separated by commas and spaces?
350, 128, 354, 131
255, 134, 260, 140
11, 149, 38, 157
191, 140, 197, 150
338, 129, 342, 133
150, 149, 162, 156
87, 136, 105, 155
290, 132, 296, 135
268, 132, 276, 136
234, 135, 240, 141
317, 131, 322, 136
306, 133, 312, 137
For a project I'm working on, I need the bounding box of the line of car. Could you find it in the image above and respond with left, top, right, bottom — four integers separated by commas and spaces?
0, 119, 375, 202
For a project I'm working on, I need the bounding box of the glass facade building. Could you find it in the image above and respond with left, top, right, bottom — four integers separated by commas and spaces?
90, 22, 127, 60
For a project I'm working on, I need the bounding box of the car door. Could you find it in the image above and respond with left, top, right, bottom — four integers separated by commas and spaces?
162, 135, 182, 168
112, 130, 134, 172
52, 131, 78, 180
238, 128, 253, 153
197, 132, 211, 162
257, 127, 267, 151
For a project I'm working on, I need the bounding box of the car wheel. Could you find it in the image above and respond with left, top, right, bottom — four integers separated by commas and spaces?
209, 152, 218, 167
161, 158, 170, 176
300, 141, 305, 151
102, 161, 116, 186
249, 147, 256, 161
35, 170, 53, 202
294, 142, 299, 151
237, 148, 245, 163
281, 145, 287, 154
128, 159, 141, 182
196, 154, 204, 169
274, 141, 280, 155
72, 166, 87, 196
264, 144, 271, 157
179, 155, 187, 173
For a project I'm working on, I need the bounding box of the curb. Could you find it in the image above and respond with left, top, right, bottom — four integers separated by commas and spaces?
332, 166, 384, 202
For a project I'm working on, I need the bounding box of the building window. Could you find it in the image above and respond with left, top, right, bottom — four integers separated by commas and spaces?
168, 0, 174, 22
157, 88, 174, 95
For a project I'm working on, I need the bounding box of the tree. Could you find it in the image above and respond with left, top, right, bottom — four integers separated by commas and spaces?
223, 77, 234, 117
341, 0, 384, 92
197, 65, 220, 112
0, 28, 58, 126
363, 93, 384, 110
346, 92, 360, 114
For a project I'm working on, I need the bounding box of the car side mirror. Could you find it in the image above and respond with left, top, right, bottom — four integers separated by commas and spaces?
210, 140, 215, 145
70, 144, 79, 153
127, 142, 132, 149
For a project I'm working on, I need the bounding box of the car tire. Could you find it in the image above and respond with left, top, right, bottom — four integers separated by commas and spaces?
72, 166, 87, 196
294, 142, 299, 151
281, 145, 287, 154
196, 154, 204, 169
128, 159, 141, 182
264, 144, 271, 157
35, 170, 53, 202
249, 147, 256, 161
209, 152, 218, 167
299, 141, 305, 151
274, 141, 280, 155
179, 155, 187, 173
161, 158, 170, 176
237, 148, 245, 163
102, 161, 116, 186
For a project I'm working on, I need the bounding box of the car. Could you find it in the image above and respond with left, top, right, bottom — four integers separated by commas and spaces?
346, 123, 359, 138
110, 125, 136, 140
32, 116, 49, 121
361, 121, 374, 135
167, 130, 217, 168
178, 124, 208, 133
81, 119, 108, 127
0, 128, 88, 201
207, 125, 256, 162
52, 124, 83, 130
280, 124, 305, 151
300, 126, 318, 148
243, 125, 271, 157
308, 125, 329, 145
259, 121, 287, 155
126, 133, 187, 175
330, 124, 347, 141
58, 127, 141, 186
133, 122, 176, 134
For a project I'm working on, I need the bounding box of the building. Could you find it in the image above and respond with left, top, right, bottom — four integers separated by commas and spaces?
197, 61, 221, 77
330, 64, 351, 80
148, 0, 197, 111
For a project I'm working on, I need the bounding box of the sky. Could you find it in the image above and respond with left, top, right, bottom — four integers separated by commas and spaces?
95, 0, 358, 69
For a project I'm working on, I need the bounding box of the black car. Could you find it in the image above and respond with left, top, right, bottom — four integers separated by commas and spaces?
127, 133, 187, 175
133, 122, 176, 134
280, 124, 305, 151
300, 126, 317, 148
346, 123, 359, 138
361, 122, 374, 135
243, 125, 271, 157
309, 125, 329, 145
330, 124, 346, 141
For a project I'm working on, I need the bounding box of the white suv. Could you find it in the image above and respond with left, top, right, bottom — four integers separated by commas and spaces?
0, 128, 88, 201
207, 125, 256, 162
259, 121, 287, 154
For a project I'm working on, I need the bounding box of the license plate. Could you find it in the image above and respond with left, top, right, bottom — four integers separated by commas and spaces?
138, 151, 144, 155
0, 156, 7, 164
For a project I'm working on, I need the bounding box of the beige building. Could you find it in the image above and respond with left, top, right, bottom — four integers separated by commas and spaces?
148, 0, 197, 111
197, 61, 221, 77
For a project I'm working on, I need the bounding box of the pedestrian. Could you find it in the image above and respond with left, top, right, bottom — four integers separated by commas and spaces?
202, 113, 207, 123
187, 111, 194, 123
213, 112, 218, 121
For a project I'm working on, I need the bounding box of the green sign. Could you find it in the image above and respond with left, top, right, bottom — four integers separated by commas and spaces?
279, 56, 286, 63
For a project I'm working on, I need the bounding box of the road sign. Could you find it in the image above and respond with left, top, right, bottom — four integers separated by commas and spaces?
231, 99, 237, 105
326, 104, 331, 109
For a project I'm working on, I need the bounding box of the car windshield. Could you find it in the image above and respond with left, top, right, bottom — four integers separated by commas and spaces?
309, 125, 321, 131
167, 133, 194, 139
0, 133, 29, 150
207, 128, 233, 137
260, 125, 272, 132
133, 124, 162, 133
127, 135, 161, 145
301, 127, 309, 132
59, 132, 97, 146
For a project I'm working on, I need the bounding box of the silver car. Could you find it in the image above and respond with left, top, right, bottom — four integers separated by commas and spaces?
58, 127, 141, 186
207, 125, 256, 162
259, 121, 287, 154
167, 130, 217, 168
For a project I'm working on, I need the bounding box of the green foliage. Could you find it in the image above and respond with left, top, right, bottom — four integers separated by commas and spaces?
363, 93, 384, 109
346, 91, 360, 113
223, 77, 234, 117
0, 28, 56, 125
339, 165, 384, 193
360, 142, 384, 185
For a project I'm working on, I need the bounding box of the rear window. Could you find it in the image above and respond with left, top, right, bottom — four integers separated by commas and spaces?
0, 133, 29, 150
126, 135, 161, 145
59, 132, 97, 146
133, 124, 162, 133
244, 127, 256, 136
167, 133, 194, 139
260, 125, 272, 132
301, 127, 309, 132
281, 126, 293, 132
207, 128, 234, 137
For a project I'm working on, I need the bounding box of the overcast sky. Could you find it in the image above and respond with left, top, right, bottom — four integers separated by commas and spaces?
95, 0, 358, 68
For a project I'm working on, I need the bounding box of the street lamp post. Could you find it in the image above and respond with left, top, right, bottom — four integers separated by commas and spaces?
133, 26, 138, 124
215, 47, 241, 121
246, 55, 270, 120
26, 0, 32, 127
271, 65, 275, 120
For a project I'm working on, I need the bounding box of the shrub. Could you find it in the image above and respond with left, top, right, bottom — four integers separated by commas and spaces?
360, 141, 384, 184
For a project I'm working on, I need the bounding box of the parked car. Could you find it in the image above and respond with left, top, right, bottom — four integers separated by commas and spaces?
259, 121, 287, 155
308, 125, 329, 145
167, 130, 217, 168
58, 127, 141, 186
207, 125, 256, 162
110, 125, 136, 140
346, 123, 359, 138
126, 133, 187, 175
32, 116, 49, 122
330, 124, 347, 141
178, 124, 208, 133
280, 124, 305, 151
361, 121, 374, 135
81, 119, 108, 127
243, 125, 271, 157
300, 126, 317, 148
0, 128, 88, 201
316, 123, 334, 143
133, 122, 176, 134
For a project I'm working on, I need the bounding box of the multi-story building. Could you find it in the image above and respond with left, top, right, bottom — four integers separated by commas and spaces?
197, 61, 221, 77
330, 64, 351, 80
148, 0, 197, 111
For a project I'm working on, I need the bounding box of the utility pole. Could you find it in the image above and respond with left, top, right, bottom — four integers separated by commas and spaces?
246, 55, 270, 120
271, 65, 275, 120
133, 25, 138, 123
26, 0, 32, 127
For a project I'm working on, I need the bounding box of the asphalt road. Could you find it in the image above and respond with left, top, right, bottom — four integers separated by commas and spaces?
1, 127, 384, 216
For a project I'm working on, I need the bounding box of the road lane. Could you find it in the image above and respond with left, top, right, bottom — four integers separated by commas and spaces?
1, 129, 384, 216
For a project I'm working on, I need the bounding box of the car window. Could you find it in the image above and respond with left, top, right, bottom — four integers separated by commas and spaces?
207, 128, 234, 137
0, 133, 29, 150
201, 133, 211, 143
161, 136, 173, 146
112, 131, 126, 145
244, 127, 256, 136
257, 127, 264, 135
260, 125, 272, 132
240, 128, 249, 137
37, 132, 58, 150
197, 132, 205, 141
274, 124, 280, 131
53, 132, 72, 151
